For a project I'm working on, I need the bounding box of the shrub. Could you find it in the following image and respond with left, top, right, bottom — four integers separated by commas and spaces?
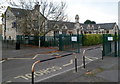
82, 34, 102, 46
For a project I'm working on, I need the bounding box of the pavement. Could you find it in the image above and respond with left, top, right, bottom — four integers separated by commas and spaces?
39, 56, 119, 83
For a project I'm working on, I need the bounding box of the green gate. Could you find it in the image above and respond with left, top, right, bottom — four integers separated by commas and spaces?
59, 34, 82, 53
118, 30, 120, 57
102, 31, 120, 57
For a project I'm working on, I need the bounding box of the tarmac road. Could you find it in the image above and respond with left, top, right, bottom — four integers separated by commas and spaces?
2, 45, 102, 83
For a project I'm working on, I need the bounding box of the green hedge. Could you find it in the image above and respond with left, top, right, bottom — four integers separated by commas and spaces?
82, 34, 103, 46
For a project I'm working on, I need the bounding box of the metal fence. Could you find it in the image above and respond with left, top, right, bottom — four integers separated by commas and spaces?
17, 35, 39, 46
59, 34, 82, 53
40, 36, 59, 47
16, 34, 83, 53
102, 32, 120, 57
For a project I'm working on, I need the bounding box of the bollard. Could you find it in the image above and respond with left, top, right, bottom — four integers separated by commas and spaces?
83, 55, 85, 68
31, 53, 73, 84
32, 60, 40, 84
74, 56, 77, 72
7, 40, 8, 48
102, 50, 104, 60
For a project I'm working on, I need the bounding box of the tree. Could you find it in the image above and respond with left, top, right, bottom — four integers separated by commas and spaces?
84, 19, 96, 24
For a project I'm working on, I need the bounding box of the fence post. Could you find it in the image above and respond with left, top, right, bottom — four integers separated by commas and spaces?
77, 34, 80, 53
115, 32, 117, 57
102, 50, 104, 60
118, 30, 120, 57
59, 34, 63, 51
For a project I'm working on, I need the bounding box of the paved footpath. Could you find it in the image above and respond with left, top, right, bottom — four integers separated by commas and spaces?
39, 56, 119, 83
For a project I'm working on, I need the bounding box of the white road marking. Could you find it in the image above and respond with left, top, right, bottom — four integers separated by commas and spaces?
14, 76, 29, 80
6, 80, 12, 83
5, 54, 39, 60
36, 63, 85, 82
63, 59, 73, 67
87, 56, 99, 60
85, 56, 93, 61
36, 57, 101, 82
13, 66, 62, 80
7, 58, 33, 60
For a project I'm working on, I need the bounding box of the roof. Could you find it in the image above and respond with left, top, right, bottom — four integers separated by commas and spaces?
7, 7, 30, 17
6, 6, 46, 19
80, 23, 116, 31
47, 20, 116, 31
97, 23, 116, 30
47, 20, 75, 30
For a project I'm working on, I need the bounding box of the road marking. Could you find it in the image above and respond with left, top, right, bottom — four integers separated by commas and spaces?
13, 66, 62, 80
86, 56, 99, 59
6, 54, 39, 60
36, 57, 101, 82
36, 64, 84, 82
14, 76, 29, 80
6, 80, 12, 83
7, 58, 33, 60
85, 56, 93, 61
63, 59, 73, 67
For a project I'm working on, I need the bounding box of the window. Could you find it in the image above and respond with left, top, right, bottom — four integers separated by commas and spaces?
62, 30, 67, 35
106, 31, 109, 34
12, 22, 16, 28
54, 31, 59, 36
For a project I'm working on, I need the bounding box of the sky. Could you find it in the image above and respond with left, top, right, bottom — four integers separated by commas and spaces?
0, 0, 119, 24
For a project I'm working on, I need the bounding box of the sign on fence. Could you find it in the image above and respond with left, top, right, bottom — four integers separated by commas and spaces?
71, 36, 77, 41
108, 37, 113, 41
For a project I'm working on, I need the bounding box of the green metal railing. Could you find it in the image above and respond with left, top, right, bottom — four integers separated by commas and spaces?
59, 34, 82, 53
102, 32, 120, 57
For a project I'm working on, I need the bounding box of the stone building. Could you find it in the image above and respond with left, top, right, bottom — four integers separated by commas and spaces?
2, 4, 46, 40
2, 4, 119, 40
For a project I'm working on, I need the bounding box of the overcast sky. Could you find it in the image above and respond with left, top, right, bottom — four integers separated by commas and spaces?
0, 0, 119, 24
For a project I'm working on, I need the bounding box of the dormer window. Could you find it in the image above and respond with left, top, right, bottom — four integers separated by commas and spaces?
12, 22, 16, 28
87, 24, 90, 29
92, 25, 94, 29
17, 12, 20, 15
80, 25, 83, 29
98, 25, 101, 29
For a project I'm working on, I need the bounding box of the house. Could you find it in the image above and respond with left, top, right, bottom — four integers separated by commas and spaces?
2, 4, 46, 40
2, 4, 119, 40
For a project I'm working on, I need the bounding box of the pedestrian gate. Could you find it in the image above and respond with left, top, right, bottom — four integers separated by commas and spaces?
102, 31, 120, 57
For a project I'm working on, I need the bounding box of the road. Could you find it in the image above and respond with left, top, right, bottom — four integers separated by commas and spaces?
2, 46, 102, 83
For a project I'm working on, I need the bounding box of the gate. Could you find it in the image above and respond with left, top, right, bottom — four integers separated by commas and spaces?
102, 31, 120, 57
118, 30, 120, 57
59, 34, 82, 53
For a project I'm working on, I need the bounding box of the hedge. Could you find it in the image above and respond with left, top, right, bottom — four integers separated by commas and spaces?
82, 34, 103, 46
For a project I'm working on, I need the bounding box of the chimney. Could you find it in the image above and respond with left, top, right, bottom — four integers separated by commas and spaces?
34, 2, 40, 12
